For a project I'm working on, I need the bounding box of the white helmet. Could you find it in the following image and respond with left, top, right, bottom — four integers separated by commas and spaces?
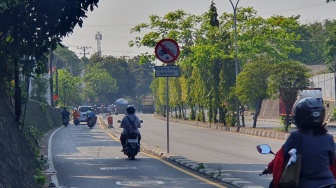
74, 107, 77, 110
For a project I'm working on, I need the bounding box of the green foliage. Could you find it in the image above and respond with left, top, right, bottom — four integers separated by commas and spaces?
0, 0, 100, 91
330, 108, 336, 121
34, 171, 47, 185
84, 66, 118, 104
225, 111, 237, 126
196, 163, 205, 171
30, 75, 48, 103
268, 61, 311, 131
54, 46, 83, 77
85, 55, 154, 105
56, 69, 82, 106
236, 57, 272, 104
209, 1, 219, 27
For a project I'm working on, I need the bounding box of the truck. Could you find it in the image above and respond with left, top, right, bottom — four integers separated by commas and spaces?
114, 98, 129, 115
279, 88, 323, 122
141, 96, 155, 114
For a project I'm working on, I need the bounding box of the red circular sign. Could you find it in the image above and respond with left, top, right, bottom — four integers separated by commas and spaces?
155, 39, 180, 63
53, 94, 58, 101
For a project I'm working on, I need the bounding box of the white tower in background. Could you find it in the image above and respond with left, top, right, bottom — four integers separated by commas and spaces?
95, 31, 102, 56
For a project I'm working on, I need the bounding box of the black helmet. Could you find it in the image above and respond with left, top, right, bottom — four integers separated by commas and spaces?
293, 97, 325, 128
126, 105, 136, 114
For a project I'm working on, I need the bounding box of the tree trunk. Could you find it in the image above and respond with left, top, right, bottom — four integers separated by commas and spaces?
253, 99, 263, 128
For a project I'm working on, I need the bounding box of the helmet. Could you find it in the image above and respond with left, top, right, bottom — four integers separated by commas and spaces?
293, 97, 325, 128
90, 107, 94, 111
74, 107, 77, 110
126, 105, 136, 114
63, 107, 67, 111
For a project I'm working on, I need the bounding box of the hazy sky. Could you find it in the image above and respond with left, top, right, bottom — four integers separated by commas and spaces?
62, 0, 336, 58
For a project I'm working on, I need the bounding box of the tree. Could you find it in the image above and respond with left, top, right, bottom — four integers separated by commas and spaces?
57, 69, 82, 107
324, 21, 336, 71
54, 46, 83, 77
84, 65, 118, 105
0, 0, 100, 121
236, 57, 272, 128
268, 61, 312, 131
30, 75, 48, 103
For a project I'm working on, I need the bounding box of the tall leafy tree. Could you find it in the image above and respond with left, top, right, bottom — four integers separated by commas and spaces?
54, 46, 83, 77
235, 56, 272, 128
0, 0, 100, 120
268, 61, 311, 131
84, 65, 118, 105
57, 69, 82, 107
324, 20, 336, 71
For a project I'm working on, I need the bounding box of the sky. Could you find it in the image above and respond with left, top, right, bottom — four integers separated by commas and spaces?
62, 0, 336, 59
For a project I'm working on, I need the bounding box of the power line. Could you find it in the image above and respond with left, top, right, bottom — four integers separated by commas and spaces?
77, 46, 91, 61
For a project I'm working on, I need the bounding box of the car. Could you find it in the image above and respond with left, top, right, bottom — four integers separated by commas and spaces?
107, 105, 113, 112
78, 106, 92, 122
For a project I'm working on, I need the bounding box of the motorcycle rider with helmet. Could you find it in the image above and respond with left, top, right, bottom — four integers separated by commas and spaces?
61, 107, 70, 121
119, 105, 141, 151
72, 107, 80, 125
262, 97, 336, 188
87, 107, 96, 126
72, 107, 80, 119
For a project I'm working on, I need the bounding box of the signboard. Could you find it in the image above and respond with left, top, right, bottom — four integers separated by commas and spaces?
155, 66, 180, 77
155, 39, 180, 63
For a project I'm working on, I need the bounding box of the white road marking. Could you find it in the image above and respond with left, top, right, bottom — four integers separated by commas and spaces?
116, 181, 164, 185
47, 127, 63, 187
100, 167, 137, 170
88, 157, 119, 160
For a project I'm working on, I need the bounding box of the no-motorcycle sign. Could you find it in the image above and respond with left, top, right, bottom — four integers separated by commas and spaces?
155, 39, 180, 63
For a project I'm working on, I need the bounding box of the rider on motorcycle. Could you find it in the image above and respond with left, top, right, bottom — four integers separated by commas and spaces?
87, 107, 96, 125
61, 107, 70, 121
120, 105, 141, 151
72, 107, 80, 120
262, 97, 336, 188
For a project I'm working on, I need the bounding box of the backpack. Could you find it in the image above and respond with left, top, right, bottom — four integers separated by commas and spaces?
127, 116, 137, 131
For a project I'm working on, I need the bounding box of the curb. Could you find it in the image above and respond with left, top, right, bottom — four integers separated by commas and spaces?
99, 116, 264, 188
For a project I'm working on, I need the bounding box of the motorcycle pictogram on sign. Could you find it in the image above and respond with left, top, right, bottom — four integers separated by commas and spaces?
155, 39, 180, 63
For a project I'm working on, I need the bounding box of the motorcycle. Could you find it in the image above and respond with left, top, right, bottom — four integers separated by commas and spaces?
256, 144, 275, 175
257, 144, 275, 155
62, 116, 69, 127
117, 119, 143, 160
73, 118, 79, 126
87, 117, 95, 129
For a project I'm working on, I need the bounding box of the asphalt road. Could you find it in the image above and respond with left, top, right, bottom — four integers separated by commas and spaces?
50, 121, 233, 188
107, 113, 283, 188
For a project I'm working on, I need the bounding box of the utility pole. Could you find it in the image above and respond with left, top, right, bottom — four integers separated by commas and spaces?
78, 46, 91, 61
77, 46, 91, 104
55, 68, 58, 107
228, 0, 241, 127
49, 45, 54, 107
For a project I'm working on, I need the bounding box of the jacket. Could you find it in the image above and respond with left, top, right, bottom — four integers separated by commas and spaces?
267, 145, 336, 188
72, 110, 80, 118
267, 146, 285, 188
120, 114, 141, 135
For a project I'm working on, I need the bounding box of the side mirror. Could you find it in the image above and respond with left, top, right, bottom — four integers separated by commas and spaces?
140, 120, 143, 123
256, 144, 275, 155
117, 120, 121, 123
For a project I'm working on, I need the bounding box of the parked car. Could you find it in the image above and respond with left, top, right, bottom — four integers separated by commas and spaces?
78, 106, 92, 122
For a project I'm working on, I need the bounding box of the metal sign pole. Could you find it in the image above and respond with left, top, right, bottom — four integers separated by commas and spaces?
166, 76, 169, 153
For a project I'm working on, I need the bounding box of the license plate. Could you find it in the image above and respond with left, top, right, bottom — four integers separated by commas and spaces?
127, 139, 138, 143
